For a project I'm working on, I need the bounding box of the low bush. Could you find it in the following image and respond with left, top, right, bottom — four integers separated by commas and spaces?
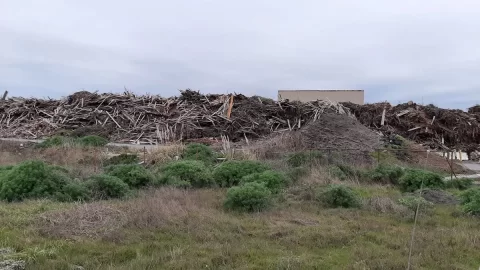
77, 135, 108, 147
224, 182, 272, 212
0, 165, 13, 177
213, 160, 269, 187
398, 195, 433, 213
0, 160, 70, 202
36, 136, 70, 148
399, 169, 445, 192
105, 164, 154, 188
240, 170, 288, 193
287, 151, 326, 167
37, 135, 108, 148
367, 164, 405, 185
182, 143, 216, 164
460, 188, 480, 216
445, 178, 474, 190
318, 185, 361, 208
86, 174, 130, 199
104, 154, 139, 166
55, 181, 91, 202
158, 160, 213, 188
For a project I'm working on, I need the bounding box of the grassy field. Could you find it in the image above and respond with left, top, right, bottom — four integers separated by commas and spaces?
0, 141, 479, 269
1, 186, 479, 269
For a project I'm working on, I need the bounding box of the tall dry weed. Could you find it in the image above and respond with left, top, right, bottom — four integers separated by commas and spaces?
146, 144, 184, 165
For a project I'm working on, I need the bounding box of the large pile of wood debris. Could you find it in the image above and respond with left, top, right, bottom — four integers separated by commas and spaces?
342, 102, 480, 152
0, 90, 352, 144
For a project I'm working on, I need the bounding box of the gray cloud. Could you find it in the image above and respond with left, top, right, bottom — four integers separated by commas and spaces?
1, 0, 480, 109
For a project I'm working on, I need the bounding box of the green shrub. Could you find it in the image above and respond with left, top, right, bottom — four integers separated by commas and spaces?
0, 161, 70, 202
287, 151, 326, 167
105, 164, 154, 188
240, 170, 288, 194
86, 174, 130, 199
460, 188, 480, 216
224, 182, 272, 212
367, 164, 405, 185
37, 136, 70, 148
55, 181, 91, 202
398, 195, 433, 213
318, 185, 361, 208
158, 160, 213, 188
77, 135, 108, 147
213, 160, 269, 187
445, 178, 474, 190
104, 154, 139, 166
182, 143, 216, 164
399, 169, 445, 192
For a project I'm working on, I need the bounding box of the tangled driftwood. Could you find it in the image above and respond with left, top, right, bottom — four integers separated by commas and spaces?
343, 102, 480, 150
0, 90, 351, 144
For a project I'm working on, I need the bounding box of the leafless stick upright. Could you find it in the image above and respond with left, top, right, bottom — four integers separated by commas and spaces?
407, 150, 430, 270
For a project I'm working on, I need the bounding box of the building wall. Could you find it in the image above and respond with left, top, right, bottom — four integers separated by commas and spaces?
278, 90, 364, 105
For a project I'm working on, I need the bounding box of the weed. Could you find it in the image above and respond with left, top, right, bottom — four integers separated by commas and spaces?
224, 182, 272, 212
213, 160, 269, 187
55, 181, 91, 202
240, 170, 288, 194
285, 166, 309, 183
318, 185, 361, 208
445, 178, 474, 190
105, 164, 154, 188
181, 143, 216, 164
76, 135, 108, 147
86, 175, 130, 199
367, 164, 405, 185
399, 169, 444, 192
0, 161, 70, 202
104, 154, 139, 166
460, 188, 480, 216
157, 160, 213, 188
36, 136, 71, 148
287, 151, 326, 167
398, 195, 433, 213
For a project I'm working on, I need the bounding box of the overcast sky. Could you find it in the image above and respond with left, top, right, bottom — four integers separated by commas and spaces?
1, 1, 480, 109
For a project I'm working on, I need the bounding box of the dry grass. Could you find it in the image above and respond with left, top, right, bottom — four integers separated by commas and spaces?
146, 144, 184, 165
302, 166, 343, 185
246, 131, 303, 159
39, 202, 128, 239
0, 144, 106, 178
122, 187, 222, 229
37, 188, 225, 240
364, 196, 408, 214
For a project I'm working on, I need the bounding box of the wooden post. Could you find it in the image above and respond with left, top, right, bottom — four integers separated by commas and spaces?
1, 91, 8, 101
381, 106, 386, 126
226, 95, 234, 119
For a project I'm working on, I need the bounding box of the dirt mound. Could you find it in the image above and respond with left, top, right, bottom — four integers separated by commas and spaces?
300, 113, 382, 162
407, 143, 469, 174
420, 189, 459, 205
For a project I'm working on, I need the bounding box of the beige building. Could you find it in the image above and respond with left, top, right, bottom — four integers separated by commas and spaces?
278, 90, 364, 105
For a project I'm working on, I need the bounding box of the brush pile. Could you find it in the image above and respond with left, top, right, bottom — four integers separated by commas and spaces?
343, 102, 480, 150
0, 90, 352, 144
